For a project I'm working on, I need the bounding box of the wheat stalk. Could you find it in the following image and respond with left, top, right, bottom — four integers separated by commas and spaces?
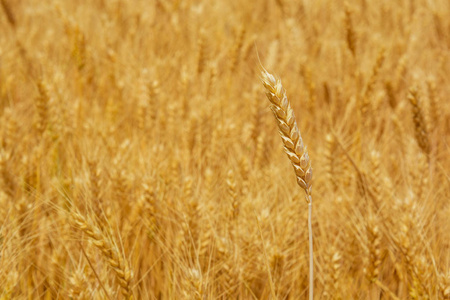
261, 69, 314, 300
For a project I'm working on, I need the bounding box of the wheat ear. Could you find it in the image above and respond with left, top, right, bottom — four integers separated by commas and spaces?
408, 88, 430, 157
0, 0, 16, 27
261, 70, 313, 200
261, 69, 313, 300
70, 210, 133, 299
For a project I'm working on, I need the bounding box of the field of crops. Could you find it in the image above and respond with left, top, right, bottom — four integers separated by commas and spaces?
0, 0, 449, 299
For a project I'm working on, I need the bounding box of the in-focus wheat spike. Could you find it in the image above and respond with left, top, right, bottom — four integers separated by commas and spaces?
70, 210, 133, 299
408, 88, 430, 156
261, 69, 313, 202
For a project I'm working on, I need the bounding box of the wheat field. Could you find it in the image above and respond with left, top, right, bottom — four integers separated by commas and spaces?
0, 0, 449, 299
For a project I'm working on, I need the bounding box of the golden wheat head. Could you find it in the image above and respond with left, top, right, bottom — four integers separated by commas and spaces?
261, 70, 312, 203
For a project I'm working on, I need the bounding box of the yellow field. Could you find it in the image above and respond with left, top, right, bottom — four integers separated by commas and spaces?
0, 0, 449, 299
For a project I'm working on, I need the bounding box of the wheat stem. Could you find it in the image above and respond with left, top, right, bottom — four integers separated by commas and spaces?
308, 201, 313, 300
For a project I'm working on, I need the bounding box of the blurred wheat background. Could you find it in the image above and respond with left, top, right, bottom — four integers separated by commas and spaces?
0, 0, 449, 299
